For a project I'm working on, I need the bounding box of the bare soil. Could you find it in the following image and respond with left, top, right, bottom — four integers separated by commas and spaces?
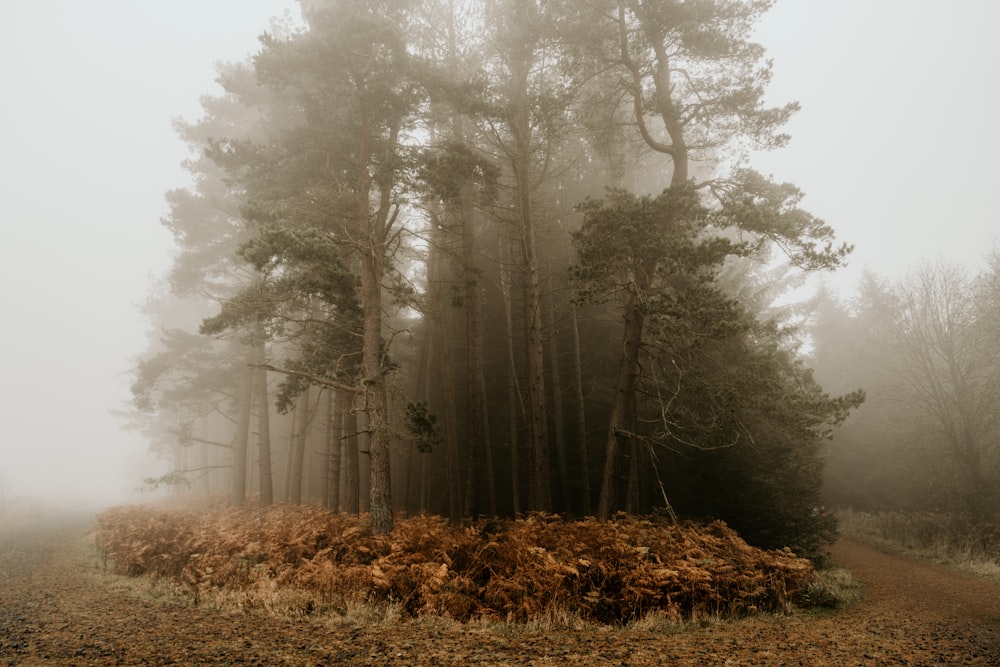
1, 514, 998, 666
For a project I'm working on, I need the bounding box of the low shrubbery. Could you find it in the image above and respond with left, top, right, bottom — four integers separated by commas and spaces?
96, 504, 814, 625
794, 567, 863, 609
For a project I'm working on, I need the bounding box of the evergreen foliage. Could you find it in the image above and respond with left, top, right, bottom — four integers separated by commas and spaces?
129, 0, 862, 556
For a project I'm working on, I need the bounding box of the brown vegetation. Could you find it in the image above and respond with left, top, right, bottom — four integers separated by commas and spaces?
5, 515, 1000, 664
96, 504, 812, 625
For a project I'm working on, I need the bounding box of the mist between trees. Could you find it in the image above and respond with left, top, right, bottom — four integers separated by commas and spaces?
811, 260, 1000, 528
127, 0, 868, 555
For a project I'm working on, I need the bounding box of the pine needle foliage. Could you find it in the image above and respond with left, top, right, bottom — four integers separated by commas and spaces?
97, 504, 812, 625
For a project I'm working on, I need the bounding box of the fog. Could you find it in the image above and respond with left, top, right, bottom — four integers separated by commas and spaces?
753, 0, 1000, 288
0, 1, 997, 511
0, 1, 300, 511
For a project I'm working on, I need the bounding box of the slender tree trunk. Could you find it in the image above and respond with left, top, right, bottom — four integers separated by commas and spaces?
356, 77, 400, 535
427, 222, 461, 519
325, 390, 342, 511
344, 394, 360, 515
570, 302, 592, 515
545, 289, 570, 511
461, 182, 496, 517
289, 386, 311, 505
626, 443, 639, 514
445, 2, 496, 518
598, 287, 646, 518
420, 453, 430, 514
499, 233, 523, 514
198, 419, 211, 495
511, 66, 550, 513
283, 409, 296, 501
362, 332, 392, 532
598, 9, 690, 518
173, 440, 185, 499
231, 346, 254, 506
419, 329, 434, 514
254, 342, 273, 506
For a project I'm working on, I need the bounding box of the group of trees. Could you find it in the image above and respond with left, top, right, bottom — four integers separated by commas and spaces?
811, 257, 1000, 524
129, 0, 860, 553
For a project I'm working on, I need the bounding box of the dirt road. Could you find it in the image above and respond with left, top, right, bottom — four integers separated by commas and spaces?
1, 514, 998, 666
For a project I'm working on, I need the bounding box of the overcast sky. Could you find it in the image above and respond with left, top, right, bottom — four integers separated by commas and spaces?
0, 0, 301, 508
753, 0, 1000, 285
0, 1, 997, 509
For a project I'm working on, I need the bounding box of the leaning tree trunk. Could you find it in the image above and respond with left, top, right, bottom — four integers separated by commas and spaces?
598, 6, 690, 518
598, 285, 647, 518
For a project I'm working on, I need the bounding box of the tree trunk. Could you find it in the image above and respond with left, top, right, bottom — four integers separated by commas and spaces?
545, 289, 570, 512
626, 413, 641, 515
442, 2, 496, 517
598, 10, 690, 518
344, 396, 360, 514
288, 386, 311, 505
364, 370, 392, 533
570, 302, 592, 515
419, 328, 435, 514
173, 440, 185, 499
254, 342, 273, 506
499, 232, 523, 515
461, 181, 496, 517
283, 408, 295, 501
511, 66, 551, 513
427, 221, 462, 519
325, 390, 343, 512
198, 419, 211, 495
598, 286, 646, 518
231, 346, 254, 506
356, 69, 400, 535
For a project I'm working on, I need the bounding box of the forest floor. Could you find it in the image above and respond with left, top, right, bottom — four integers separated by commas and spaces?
1, 513, 999, 666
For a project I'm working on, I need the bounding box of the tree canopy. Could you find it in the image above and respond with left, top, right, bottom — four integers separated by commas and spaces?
130, 0, 861, 555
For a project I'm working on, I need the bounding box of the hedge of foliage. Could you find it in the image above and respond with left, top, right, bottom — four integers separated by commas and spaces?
96, 504, 812, 625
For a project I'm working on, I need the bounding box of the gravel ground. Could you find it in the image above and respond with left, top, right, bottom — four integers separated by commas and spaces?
1, 513, 998, 666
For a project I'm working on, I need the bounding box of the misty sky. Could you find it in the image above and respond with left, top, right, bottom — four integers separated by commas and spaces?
0, 1, 997, 509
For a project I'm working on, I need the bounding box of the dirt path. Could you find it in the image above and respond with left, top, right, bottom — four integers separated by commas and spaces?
1, 515, 998, 666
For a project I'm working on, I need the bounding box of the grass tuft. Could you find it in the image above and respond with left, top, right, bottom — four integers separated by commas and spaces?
795, 567, 863, 609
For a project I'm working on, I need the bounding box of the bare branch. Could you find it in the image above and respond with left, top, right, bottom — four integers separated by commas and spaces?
253, 363, 362, 394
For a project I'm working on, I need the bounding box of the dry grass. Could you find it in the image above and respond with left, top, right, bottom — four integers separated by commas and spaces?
837, 509, 1000, 584
795, 567, 863, 609
96, 503, 814, 626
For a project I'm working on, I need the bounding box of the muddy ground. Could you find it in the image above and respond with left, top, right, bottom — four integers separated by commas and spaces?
1, 514, 998, 666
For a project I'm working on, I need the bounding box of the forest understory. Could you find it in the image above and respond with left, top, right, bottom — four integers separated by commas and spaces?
2, 508, 999, 665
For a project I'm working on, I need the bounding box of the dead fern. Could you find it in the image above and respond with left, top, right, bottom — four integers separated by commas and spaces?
97, 505, 812, 625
